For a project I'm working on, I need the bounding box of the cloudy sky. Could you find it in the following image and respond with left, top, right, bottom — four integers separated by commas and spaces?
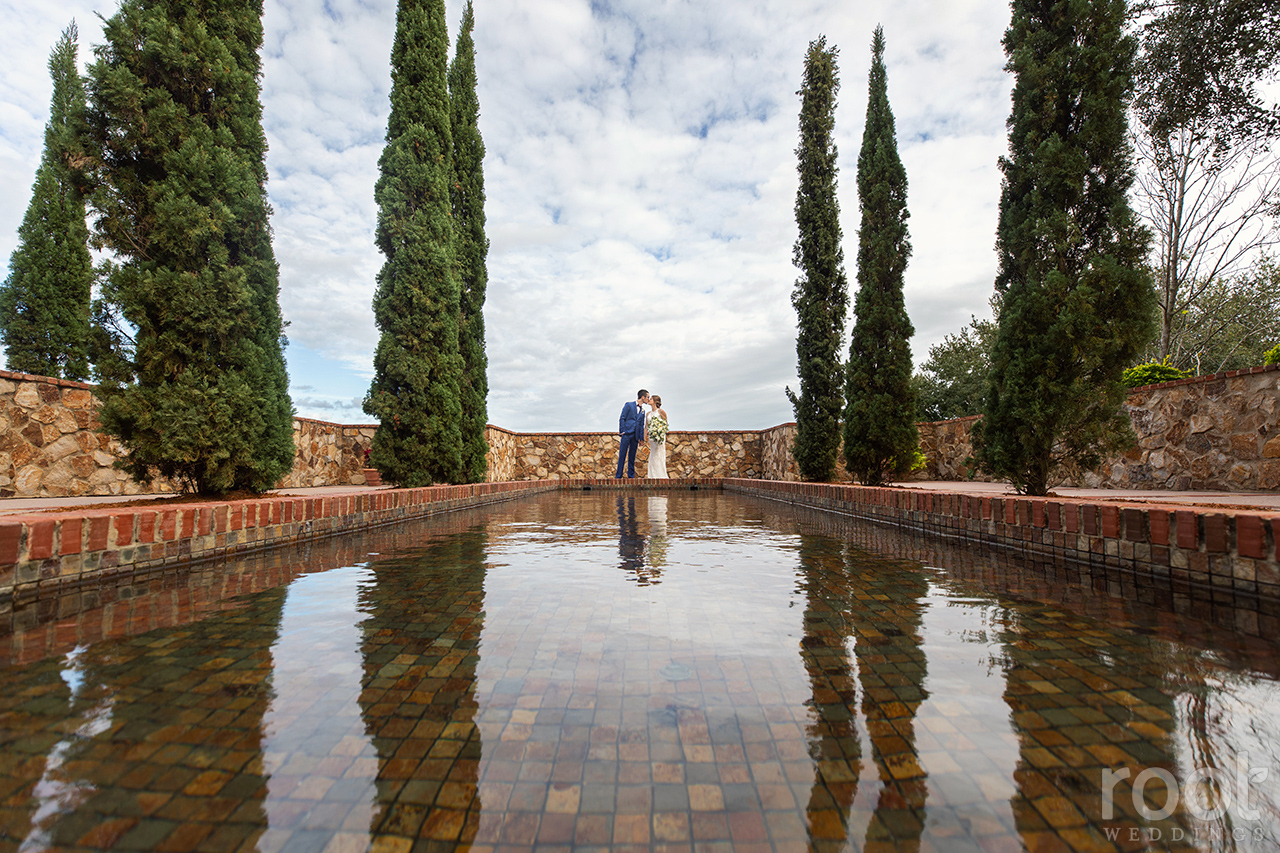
0, 0, 1012, 432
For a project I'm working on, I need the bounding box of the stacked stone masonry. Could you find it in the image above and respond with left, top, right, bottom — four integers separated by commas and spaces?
1, 365, 1276, 493
484, 426, 763, 481
916, 365, 1280, 490
279, 418, 377, 488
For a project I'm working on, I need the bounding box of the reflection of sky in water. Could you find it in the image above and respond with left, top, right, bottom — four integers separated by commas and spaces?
260, 565, 379, 850
19, 645, 115, 852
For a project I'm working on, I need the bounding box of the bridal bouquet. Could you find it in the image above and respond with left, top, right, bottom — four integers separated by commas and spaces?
647, 416, 668, 444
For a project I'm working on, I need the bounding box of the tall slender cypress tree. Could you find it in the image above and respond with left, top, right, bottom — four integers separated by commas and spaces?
973, 0, 1155, 496
85, 0, 295, 495
843, 26, 917, 486
0, 24, 92, 381
364, 0, 464, 487
786, 36, 848, 483
449, 1, 490, 484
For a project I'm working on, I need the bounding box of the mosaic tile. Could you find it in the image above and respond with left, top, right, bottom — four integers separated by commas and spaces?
1, 493, 1278, 851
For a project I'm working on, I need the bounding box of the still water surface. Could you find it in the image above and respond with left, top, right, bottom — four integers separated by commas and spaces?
1, 492, 1278, 852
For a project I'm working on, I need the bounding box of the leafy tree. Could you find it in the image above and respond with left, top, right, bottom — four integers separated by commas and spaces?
842, 26, 916, 486
913, 314, 997, 421
786, 36, 848, 482
1132, 126, 1279, 361
1134, 0, 1280, 148
1132, 0, 1280, 362
364, 0, 464, 487
0, 24, 92, 381
1151, 260, 1280, 373
973, 0, 1156, 496
449, 1, 489, 484
84, 0, 295, 495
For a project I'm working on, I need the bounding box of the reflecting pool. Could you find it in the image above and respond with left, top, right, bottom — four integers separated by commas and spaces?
1, 491, 1278, 852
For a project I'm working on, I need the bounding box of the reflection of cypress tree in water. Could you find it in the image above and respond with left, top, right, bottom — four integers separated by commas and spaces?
797, 534, 863, 848
996, 604, 1186, 846
357, 527, 488, 846
0, 591, 285, 851
853, 555, 930, 849
616, 495, 660, 585
796, 534, 930, 850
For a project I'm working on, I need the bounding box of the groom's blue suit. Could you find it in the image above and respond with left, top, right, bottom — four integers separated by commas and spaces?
616, 399, 647, 478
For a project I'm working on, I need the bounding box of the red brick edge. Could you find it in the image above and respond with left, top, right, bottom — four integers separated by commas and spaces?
0, 481, 560, 610
723, 479, 1279, 631
2, 477, 1275, 635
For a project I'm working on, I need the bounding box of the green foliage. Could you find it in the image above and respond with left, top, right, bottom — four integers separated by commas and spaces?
1134, 0, 1280, 148
913, 314, 997, 421
1266, 343, 1280, 365
0, 24, 92, 381
364, 0, 464, 487
786, 36, 848, 482
973, 0, 1157, 496
1144, 261, 1280, 373
84, 0, 295, 495
1122, 358, 1190, 387
843, 26, 916, 486
450, 1, 489, 484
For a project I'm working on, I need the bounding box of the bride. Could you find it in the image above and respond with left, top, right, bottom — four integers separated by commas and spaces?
646, 395, 669, 479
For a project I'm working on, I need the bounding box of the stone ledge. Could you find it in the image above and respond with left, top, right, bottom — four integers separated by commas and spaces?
725, 479, 1279, 637
3, 478, 1276, 640
0, 480, 558, 630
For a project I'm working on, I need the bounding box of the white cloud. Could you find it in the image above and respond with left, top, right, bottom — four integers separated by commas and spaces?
0, 0, 1014, 432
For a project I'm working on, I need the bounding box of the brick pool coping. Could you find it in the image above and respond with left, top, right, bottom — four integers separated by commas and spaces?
1, 477, 1277, 636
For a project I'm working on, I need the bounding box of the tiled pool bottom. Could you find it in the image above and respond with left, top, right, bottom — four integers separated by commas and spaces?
1, 493, 1278, 853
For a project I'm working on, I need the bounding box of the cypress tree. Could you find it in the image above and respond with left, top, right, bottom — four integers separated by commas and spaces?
449, 1, 490, 484
85, 0, 295, 495
786, 37, 848, 483
843, 26, 917, 486
363, 0, 464, 487
0, 24, 93, 381
973, 0, 1156, 496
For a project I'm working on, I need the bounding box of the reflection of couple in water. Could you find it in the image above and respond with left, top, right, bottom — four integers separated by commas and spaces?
616, 495, 669, 584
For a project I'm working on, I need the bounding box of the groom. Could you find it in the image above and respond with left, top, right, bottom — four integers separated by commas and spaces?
616, 389, 650, 479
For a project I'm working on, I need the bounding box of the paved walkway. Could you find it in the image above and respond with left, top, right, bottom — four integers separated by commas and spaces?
0, 481, 1275, 516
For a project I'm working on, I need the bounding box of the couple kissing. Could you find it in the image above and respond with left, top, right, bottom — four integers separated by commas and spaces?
616, 389, 669, 479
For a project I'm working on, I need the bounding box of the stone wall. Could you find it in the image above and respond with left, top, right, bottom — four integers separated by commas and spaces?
484, 429, 765, 480
485, 425, 518, 482
3, 363, 1275, 494
916, 365, 1280, 490
278, 418, 377, 488
0, 371, 175, 498
0, 370, 378, 497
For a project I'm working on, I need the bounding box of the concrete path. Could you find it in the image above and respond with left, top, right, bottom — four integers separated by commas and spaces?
0, 480, 1275, 517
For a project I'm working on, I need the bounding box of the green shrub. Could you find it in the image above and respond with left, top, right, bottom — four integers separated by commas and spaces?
1266, 344, 1280, 365
1122, 359, 1191, 387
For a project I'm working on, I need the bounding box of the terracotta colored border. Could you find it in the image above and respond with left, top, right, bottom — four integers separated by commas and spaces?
724, 479, 1279, 636
1, 477, 1276, 639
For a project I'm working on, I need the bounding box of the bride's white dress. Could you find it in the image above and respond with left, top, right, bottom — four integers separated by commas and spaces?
646, 412, 668, 479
